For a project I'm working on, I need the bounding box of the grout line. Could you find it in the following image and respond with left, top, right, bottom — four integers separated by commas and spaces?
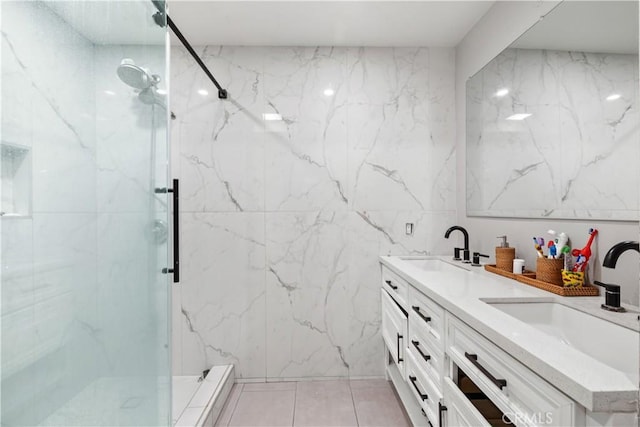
224, 384, 244, 427
348, 380, 360, 427
291, 381, 298, 427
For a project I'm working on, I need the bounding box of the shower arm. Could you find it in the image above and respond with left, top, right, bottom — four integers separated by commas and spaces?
151, 1, 228, 100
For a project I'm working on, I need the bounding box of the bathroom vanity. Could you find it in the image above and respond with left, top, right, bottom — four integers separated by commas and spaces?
380, 256, 639, 427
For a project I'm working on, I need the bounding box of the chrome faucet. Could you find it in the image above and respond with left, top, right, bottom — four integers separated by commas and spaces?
445, 226, 470, 263
594, 240, 639, 313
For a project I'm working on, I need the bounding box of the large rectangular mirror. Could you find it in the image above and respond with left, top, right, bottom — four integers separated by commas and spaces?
466, 1, 639, 220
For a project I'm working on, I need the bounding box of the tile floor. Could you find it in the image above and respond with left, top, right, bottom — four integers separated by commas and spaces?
215, 379, 411, 427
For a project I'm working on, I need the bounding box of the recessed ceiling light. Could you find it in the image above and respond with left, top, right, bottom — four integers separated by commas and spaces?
197, 89, 208, 96
606, 93, 621, 101
323, 88, 335, 97
506, 113, 532, 121
104, 90, 116, 96
262, 113, 283, 121
495, 88, 509, 97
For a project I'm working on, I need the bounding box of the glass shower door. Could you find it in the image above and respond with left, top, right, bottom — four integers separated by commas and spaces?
0, 1, 171, 425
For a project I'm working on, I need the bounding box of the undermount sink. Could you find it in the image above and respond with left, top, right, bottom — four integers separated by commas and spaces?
487, 301, 639, 382
399, 257, 470, 272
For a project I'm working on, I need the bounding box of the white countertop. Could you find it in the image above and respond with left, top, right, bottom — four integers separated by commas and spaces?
379, 255, 640, 413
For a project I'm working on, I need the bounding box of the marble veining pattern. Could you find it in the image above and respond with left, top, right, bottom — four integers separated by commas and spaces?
172, 46, 457, 380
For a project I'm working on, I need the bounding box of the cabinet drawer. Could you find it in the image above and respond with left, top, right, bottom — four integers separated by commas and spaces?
381, 267, 408, 309
447, 316, 577, 427
406, 350, 443, 427
381, 289, 407, 374
409, 287, 445, 352
443, 377, 491, 427
408, 320, 445, 388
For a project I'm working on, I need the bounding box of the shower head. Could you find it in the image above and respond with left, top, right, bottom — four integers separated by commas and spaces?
117, 58, 159, 90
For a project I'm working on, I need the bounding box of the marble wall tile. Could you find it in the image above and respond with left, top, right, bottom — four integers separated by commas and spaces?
425, 48, 457, 211
2, 1, 97, 214
179, 212, 266, 378
346, 48, 454, 212
264, 47, 348, 212
95, 45, 168, 214
345, 210, 455, 377
265, 211, 350, 379
173, 45, 457, 380
96, 212, 156, 375
174, 46, 266, 213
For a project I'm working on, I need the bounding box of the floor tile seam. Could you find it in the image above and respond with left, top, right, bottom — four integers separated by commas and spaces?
348, 381, 361, 427
291, 381, 298, 427
225, 384, 245, 426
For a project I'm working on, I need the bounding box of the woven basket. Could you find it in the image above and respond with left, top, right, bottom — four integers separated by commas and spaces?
536, 258, 564, 286
495, 247, 516, 271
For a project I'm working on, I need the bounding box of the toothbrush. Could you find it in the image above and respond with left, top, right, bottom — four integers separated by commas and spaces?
561, 245, 571, 269
547, 241, 557, 259
549, 230, 569, 253
533, 237, 544, 257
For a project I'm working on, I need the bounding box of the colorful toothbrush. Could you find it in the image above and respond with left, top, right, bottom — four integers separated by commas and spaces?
533, 237, 544, 257
547, 240, 557, 259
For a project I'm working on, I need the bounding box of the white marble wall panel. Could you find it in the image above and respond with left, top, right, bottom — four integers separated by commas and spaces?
96, 212, 154, 375
264, 47, 348, 212
174, 47, 266, 213
347, 47, 456, 212
95, 45, 168, 214
345, 210, 455, 377
173, 45, 457, 380
347, 47, 430, 212
179, 212, 266, 379
467, 48, 639, 218
265, 211, 350, 379
3, 2, 96, 214
1, 2, 100, 423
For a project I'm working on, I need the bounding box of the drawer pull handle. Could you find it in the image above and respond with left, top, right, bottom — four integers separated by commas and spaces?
396, 333, 403, 362
465, 352, 507, 390
411, 340, 431, 362
385, 280, 398, 290
412, 305, 431, 323
409, 375, 428, 401
439, 402, 447, 427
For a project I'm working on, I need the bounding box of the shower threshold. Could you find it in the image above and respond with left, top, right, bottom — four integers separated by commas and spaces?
172, 365, 235, 426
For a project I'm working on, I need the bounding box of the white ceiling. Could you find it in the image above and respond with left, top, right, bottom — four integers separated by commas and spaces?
45, 1, 494, 47
168, 1, 495, 47
512, 1, 639, 54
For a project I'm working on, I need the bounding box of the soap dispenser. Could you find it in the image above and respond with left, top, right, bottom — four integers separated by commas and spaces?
496, 236, 516, 272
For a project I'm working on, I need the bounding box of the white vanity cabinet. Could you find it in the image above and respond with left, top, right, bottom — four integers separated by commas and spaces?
406, 286, 448, 426
381, 267, 409, 377
381, 262, 588, 427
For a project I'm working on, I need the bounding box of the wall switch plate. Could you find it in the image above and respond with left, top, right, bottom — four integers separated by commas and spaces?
405, 223, 414, 235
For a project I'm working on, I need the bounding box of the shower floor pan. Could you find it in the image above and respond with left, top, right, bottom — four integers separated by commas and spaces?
39, 365, 234, 426
173, 365, 235, 427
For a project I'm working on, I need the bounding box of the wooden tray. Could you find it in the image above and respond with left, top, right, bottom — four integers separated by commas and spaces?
484, 264, 536, 280
516, 275, 600, 297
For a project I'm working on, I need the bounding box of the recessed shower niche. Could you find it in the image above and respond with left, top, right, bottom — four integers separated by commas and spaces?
1, 142, 31, 217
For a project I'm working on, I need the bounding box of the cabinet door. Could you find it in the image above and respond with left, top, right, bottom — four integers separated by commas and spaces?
381, 289, 407, 375
443, 377, 491, 427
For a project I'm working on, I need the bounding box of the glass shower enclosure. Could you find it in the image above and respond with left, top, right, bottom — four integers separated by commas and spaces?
0, 1, 171, 425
